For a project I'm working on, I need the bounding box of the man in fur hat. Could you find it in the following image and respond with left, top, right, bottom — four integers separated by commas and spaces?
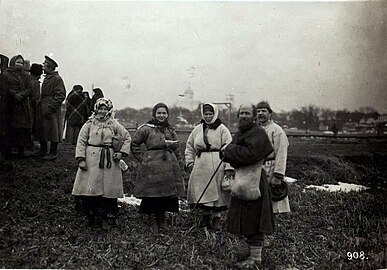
35, 56, 66, 160
256, 101, 290, 214
220, 104, 275, 267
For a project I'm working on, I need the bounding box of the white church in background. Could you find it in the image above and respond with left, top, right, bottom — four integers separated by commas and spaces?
177, 86, 235, 111
177, 85, 201, 111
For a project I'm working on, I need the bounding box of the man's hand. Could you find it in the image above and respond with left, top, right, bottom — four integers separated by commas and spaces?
273, 173, 284, 185
113, 152, 122, 161
79, 160, 87, 171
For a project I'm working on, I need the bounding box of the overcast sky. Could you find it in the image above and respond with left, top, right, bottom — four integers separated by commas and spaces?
1, 0, 386, 112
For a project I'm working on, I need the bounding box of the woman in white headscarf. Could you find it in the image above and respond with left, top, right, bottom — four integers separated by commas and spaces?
72, 97, 131, 230
185, 103, 233, 230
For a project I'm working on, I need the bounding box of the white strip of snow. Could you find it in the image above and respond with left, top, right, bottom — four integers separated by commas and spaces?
285, 176, 297, 183
305, 182, 369, 193
118, 195, 142, 206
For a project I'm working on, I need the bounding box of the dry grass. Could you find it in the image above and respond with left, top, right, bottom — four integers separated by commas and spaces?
0, 138, 386, 269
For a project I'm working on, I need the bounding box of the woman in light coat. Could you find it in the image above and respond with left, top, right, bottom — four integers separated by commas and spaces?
185, 103, 233, 230
131, 102, 185, 233
72, 98, 131, 230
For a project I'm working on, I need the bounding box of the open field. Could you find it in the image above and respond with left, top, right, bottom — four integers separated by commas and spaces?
0, 137, 386, 269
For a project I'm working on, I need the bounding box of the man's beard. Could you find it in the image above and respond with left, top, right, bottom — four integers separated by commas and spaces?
238, 118, 255, 132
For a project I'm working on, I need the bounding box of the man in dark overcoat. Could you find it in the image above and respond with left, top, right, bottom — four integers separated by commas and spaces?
36, 56, 66, 160
221, 104, 275, 268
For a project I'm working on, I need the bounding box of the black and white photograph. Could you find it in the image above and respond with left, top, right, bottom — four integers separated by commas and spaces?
0, 0, 386, 269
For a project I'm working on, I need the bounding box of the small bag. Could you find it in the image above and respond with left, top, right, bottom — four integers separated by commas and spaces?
112, 135, 124, 152
231, 160, 264, 200
221, 174, 234, 191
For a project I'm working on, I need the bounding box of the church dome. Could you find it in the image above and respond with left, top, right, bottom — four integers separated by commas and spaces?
184, 86, 193, 95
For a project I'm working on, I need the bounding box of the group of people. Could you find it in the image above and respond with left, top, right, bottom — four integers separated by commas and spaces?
0, 53, 106, 167
1, 52, 291, 267
69, 95, 290, 267
0, 54, 65, 163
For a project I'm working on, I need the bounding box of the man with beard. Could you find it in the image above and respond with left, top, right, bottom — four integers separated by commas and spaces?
220, 104, 275, 268
36, 56, 66, 160
257, 101, 290, 214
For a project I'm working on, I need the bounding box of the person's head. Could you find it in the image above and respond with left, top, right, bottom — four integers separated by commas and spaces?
152, 102, 169, 123
94, 97, 113, 121
201, 103, 219, 124
0, 54, 9, 73
30, 63, 43, 77
10, 55, 24, 71
83, 91, 90, 99
73, 85, 83, 94
237, 104, 257, 131
256, 101, 272, 124
92, 88, 104, 97
43, 55, 58, 74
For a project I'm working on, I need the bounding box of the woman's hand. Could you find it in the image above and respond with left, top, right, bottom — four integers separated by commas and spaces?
79, 160, 88, 171
113, 152, 122, 161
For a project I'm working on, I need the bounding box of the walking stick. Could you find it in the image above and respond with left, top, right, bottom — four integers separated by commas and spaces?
159, 158, 224, 256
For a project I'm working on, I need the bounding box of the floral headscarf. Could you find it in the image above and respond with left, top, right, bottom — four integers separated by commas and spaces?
93, 97, 113, 121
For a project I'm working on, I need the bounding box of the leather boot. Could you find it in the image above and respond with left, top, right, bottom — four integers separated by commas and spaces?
148, 214, 159, 233
156, 212, 167, 232
199, 213, 211, 228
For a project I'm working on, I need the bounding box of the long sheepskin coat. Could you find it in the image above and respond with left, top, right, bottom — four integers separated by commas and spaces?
72, 117, 131, 198
185, 123, 232, 207
131, 124, 185, 198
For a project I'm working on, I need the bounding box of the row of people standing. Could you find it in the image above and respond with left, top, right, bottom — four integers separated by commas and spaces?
0, 54, 66, 162
71, 99, 290, 268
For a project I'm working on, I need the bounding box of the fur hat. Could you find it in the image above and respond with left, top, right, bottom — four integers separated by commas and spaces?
270, 181, 288, 201
256, 101, 272, 113
30, 63, 43, 76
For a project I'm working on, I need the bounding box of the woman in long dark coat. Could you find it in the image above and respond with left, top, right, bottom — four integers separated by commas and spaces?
131, 102, 185, 233
3, 55, 32, 157
90, 88, 104, 113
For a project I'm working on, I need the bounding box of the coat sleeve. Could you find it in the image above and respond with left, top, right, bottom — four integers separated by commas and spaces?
75, 121, 91, 159
48, 77, 66, 111
130, 126, 148, 161
19, 74, 33, 99
220, 125, 234, 171
170, 129, 184, 170
273, 127, 289, 176
223, 127, 273, 168
185, 127, 196, 167
116, 123, 132, 157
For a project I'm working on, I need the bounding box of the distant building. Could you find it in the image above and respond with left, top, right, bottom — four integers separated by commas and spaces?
177, 85, 200, 111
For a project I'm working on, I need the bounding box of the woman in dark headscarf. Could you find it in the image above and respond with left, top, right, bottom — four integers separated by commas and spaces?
2, 55, 32, 157
131, 102, 185, 233
90, 88, 104, 113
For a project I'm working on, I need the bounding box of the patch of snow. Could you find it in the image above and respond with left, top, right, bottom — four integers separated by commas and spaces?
285, 176, 297, 183
118, 195, 142, 206
304, 182, 369, 193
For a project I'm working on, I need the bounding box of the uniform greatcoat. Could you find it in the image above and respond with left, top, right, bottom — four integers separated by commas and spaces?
72, 118, 131, 198
37, 72, 66, 142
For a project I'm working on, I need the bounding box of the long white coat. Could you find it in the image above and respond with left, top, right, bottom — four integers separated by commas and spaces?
261, 119, 290, 213
72, 118, 131, 198
185, 123, 232, 207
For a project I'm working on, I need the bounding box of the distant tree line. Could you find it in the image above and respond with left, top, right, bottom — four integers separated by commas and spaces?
115, 105, 382, 132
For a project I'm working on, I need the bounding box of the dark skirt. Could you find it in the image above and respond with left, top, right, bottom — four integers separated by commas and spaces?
75, 195, 118, 217
226, 171, 275, 236
139, 196, 179, 214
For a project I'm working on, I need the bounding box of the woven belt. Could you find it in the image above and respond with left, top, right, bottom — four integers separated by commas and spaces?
88, 144, 113, 169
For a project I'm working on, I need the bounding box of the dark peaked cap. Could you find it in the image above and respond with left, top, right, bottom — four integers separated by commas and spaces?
44, 55, 58, 68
